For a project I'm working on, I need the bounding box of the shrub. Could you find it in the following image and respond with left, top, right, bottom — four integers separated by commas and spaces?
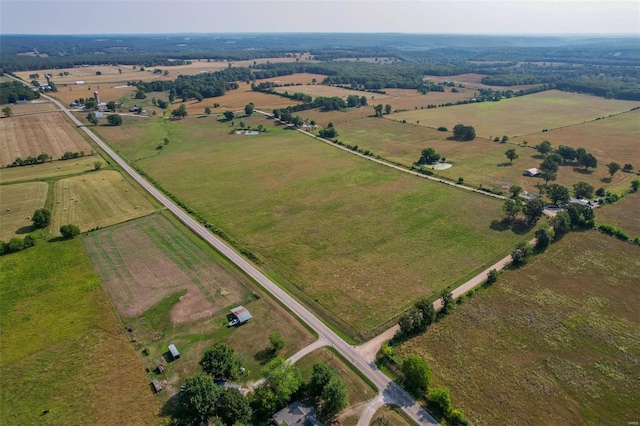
457, 177, 464, 184
511, 242, 532, 266
449, 408, 469, 425
437, 126, 448, 132
429, 387, 453, 415
598, 224, 629, 241
60, 224, 81, 239
595, 187, 606, 197
486, 269, 498, 284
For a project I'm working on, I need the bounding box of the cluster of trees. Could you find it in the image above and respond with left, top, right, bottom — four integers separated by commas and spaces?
171, 104, 187, 118
0, 235, 36, 256
398, 297, 435, 336
61, 151, 85, 160
534, 142, 601, 185
133, 67, 253, 102
416, 147, 441, 165
9, 153, 50, 167
318, 123, 338, 139
60, 224, 81, 238
502, 197, 545, 224
452, 124, 476, 141
0, 81, 39, 104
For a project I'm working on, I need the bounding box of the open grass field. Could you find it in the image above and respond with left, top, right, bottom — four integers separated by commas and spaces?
424, 73, 543, 91
0, 159, 97, 184
0, 238, 161, 425
14, 56, 311, 86
334, 116, 636, 194
51, 170, 155, 235
84, 213, 313, 398
296, 348, 377, 424
0, 182, 48, 240
3, 100, 58, 115
398, 231, 640, 425
596, 191, 640, 238
391, 90, 639, 139
0, 111, 94, 166
99, 114, 531, 340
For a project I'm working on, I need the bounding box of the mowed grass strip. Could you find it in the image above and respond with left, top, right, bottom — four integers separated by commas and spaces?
0, 238, 161, 425
118, 116, 529, 338
51, 170, 155, 234
0, 182, 48, 240
398, 231, 640, 425
391, 90, 639, 139
0, 112, 94, 166
0, 159, 97, 184
596, 192, 640, 238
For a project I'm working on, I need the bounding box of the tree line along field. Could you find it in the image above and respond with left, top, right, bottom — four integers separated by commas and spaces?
51, 170, 156, 235
98, 113, 532, 340
83, 214, 314, 399
0, 159, 97, 184
0, 182, 48, 241
398, 231, 640, 425
0, 238, 161, 425
0, 111, 94, 166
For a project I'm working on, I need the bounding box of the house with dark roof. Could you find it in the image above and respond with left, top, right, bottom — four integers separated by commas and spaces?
272, 401, 322, 426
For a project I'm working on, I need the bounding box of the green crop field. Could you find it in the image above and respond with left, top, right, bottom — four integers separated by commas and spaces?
51, 169, 155, 234
391, 90, 639, 139
398, 231, 640, 425
99, 114, 532, 340
84, 214, 314, 397
0, 238, 161, 425
0, 159, 98, 184
596, 191, 640, 239
0, 182, 48, 240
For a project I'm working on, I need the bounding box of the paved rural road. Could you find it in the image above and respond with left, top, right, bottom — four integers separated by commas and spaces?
27, 85, 439, 425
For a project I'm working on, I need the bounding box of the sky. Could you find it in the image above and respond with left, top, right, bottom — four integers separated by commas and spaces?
1, 0, 639, 35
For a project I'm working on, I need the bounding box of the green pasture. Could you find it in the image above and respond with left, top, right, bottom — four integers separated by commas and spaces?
0, 160, 98, 184
399, 231, 640, 425
391, 90, 639, 139
101, 114, 532, 340
0, 238, 160, 425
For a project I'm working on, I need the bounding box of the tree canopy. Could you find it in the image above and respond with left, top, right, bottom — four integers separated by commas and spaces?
452, 124, 476, 141
401, 355, 431, 396
32, 208, 51, 229
199, 342, 241, 381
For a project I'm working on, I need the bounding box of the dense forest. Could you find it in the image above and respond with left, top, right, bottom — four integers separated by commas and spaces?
1, 33, 638, 100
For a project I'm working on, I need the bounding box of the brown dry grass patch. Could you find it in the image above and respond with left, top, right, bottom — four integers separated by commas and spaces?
51, 170, 155, 235
5, 101, 58, 115
0, 159, 97, 184
51, 84, 136, 106
398, 231, 640, 425
0, 182, 48, 240
254, 73, 327, 85
424, 72, 541, 90
83, 215, 244, 321
0, 112, 94, 166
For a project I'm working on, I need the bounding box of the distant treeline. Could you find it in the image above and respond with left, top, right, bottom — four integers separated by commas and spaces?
0, 81, 40, 104
133, 67, 254, 101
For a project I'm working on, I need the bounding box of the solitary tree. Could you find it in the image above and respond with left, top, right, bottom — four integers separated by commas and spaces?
401, 355, 431, 396
632, 179, 640, 193
505, 148, 518, 164
106, 101, 117, 111
608, 162, 621, 179
502, 199, 522, 221
440, 289, 455, 315
556, 145, 577, 163
204, 106, 211, 115
452, 124, 476, 141
32, 208, 51, 229
309, 363, 334, 398
86, 111, 98, 126
535, 140, 553, 156
623, 163, 634, 172
417, 147, 441, 164
578, 153, 598, 171
223, 110, 235, 121
384, 104, 392, 115
318, 377, 348, 420
216, 387, 252, 426
573, 181, 594, 199
60, 224, 81, 238
171, 104, 188, 118
244, 103, 254, 116
523, 198, 544, 224
3, 106, 13, 117
535, 227, 552, 251
509, 184, 523, 198
171, 373, 220, 426
107, 114, 122, 126
93, 161, 102, 171
374, 104, 384, 117
200, 343, 241, 381
546, 184, 570, 205
269, 332, 286, 354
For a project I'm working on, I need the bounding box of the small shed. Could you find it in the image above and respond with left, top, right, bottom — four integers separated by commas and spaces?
168, 344, 180, 360
151, 378, 163, 393
230, 306, 252, 324
523, 168, 540, 177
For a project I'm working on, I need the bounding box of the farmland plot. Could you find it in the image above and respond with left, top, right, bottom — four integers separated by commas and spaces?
0, 159, 96, 184
0, 182, 48, 240
0, 112, 93, 166
51, 170, 155, 234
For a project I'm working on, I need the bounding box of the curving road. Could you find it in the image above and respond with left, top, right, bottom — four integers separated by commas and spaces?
20, 82, 439, 425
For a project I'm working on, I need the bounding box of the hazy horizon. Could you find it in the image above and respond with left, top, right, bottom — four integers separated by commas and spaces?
1, 1, 638, 36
